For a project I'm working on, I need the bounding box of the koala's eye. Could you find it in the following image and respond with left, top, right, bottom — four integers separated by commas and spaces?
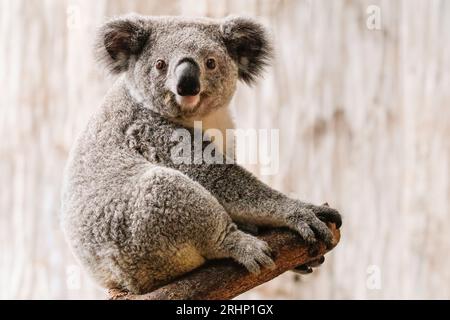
206, 58, 216, 70
155, 59, 166, 70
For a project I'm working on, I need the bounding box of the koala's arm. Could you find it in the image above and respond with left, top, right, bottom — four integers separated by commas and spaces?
126, 118, 341, 247
180, 163, 342, 247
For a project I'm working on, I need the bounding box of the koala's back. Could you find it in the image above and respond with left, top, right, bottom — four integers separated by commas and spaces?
61, 83, 221, 292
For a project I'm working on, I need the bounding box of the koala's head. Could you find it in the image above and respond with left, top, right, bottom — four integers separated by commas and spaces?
95, 15, 272, 119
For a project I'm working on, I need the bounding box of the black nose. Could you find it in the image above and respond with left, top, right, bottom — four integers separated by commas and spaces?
175, 59, 200, 96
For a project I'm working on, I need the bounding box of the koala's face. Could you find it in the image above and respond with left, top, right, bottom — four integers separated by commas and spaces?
96, 15, 272, 119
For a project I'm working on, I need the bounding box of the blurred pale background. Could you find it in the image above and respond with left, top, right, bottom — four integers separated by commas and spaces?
1, 0, 449, 299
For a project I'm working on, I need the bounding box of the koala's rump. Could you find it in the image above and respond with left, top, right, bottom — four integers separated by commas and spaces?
62, 153, 211, 292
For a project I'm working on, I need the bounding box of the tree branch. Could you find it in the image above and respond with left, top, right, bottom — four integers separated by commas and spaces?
108, 223, 341, 300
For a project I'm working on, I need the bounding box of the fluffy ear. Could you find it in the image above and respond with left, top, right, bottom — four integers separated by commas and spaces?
95, 15, 150, 74
221, 16, 273, 85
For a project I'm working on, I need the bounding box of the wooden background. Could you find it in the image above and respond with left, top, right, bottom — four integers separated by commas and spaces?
1, 0, 449, 299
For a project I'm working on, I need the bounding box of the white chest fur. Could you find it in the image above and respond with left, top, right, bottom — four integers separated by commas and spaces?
177, 107, 236, 157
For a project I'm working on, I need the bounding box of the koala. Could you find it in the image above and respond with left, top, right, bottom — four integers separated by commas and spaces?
61, 14, 342, 294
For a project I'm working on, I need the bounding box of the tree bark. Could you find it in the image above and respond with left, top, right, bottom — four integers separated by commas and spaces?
108, 223, 341, 300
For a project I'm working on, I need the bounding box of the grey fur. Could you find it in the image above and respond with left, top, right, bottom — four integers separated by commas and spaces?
61, 14, 341, 294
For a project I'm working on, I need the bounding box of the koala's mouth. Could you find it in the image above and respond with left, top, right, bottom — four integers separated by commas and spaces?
176, 95, 201, 110
166, 91, 214, 119
174, 92, 212, 118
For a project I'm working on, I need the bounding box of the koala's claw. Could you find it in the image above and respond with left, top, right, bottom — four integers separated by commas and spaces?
309, 255, 326, 267
292, 256, 325, 274
287, 207, 336, 249
308, 216, 335, 248
294, 221, 317, 245
311, 205, 342, 229
294, 265, 313, 274
227, 233, 276, 274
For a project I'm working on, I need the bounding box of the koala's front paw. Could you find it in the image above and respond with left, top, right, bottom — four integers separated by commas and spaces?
225, 231, 275, 274
309, 203, 342, 228
286, 203, 341, 249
